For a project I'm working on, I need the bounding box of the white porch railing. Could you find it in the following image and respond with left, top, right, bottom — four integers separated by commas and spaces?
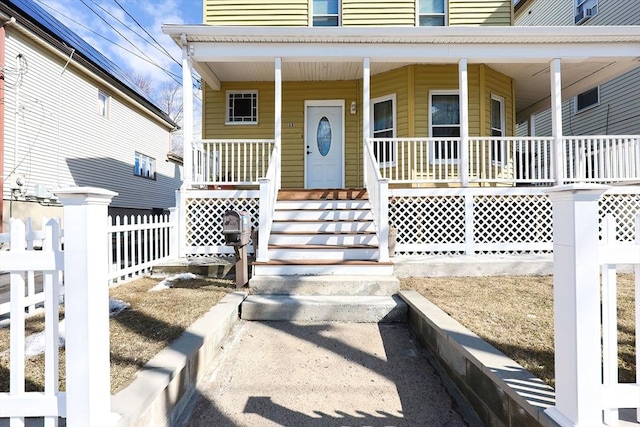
564, 136, 640, 183
546, 185, 640, 426
367, 135, 638, 186
364, 140, 390, 262
256, 143, 281, 262
192, 139, 275, 186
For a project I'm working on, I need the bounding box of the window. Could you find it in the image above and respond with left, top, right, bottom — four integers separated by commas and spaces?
491, 95, 505, 163
313, 0, 340, 27
97, 90, 109, 117
370, 95, 396, 165
418, 0, 446, 26
575, 0, 598, 24
430, 91, 460, 161
134, 152, 156, 179
226, 91, 258, 124
575, 87, 599, 113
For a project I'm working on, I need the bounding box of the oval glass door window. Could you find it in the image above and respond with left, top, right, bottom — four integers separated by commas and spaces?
316, 117, 332, 157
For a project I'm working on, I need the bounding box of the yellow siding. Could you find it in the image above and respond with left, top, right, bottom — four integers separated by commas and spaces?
204, 81, 361, 188
449, 0, 513, 26
342, 0, 415, 26
203, 64, 514, 188
204, 0, 308, 26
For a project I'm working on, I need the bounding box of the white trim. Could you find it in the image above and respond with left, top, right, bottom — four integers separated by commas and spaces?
225, 90, 259, 125
370, 93, 397, 167
303, 100, 345, 189
490, 94, 506, 165
429, 89, 461, 165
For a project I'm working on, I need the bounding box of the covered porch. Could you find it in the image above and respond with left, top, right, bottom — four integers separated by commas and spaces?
162, 25, 640, 264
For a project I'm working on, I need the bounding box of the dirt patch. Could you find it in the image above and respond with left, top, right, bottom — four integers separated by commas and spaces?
0, 276, 235, 394
401, 274, 636, 388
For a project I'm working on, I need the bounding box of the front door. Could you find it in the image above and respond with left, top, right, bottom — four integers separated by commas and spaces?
305, 102, 344, 189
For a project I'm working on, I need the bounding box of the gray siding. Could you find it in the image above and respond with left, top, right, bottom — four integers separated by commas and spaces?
3, 28, 180, 211
516, 0, 640, 136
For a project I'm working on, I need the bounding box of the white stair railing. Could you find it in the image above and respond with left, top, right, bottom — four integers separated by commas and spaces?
364, 139, 390, 262
257, 143, 280, 263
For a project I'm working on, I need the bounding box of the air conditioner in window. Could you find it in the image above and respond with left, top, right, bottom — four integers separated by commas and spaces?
575, 4, 597, 24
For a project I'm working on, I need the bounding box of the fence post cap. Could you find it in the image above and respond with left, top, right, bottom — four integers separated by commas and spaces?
544, 184, 610, 201
54, 187, 118, 205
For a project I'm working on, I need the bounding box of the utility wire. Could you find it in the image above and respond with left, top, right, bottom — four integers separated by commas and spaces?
111, 0, 181, 67
34, 0, 182, 82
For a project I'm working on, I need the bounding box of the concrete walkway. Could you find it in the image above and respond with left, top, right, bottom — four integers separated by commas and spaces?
180, 320, 478, 427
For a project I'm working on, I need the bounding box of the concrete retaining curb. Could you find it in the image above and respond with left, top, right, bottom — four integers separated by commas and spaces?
399, 290, 559, 427
111, 291, 246, 427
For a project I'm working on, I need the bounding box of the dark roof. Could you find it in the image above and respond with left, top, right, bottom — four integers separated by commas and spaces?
2, 0, 177, 128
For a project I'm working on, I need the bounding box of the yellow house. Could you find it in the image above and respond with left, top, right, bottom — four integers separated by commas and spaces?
162, 1, 640, 270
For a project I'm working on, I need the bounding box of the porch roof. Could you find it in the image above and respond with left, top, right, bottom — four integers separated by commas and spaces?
162, 25, 640, 122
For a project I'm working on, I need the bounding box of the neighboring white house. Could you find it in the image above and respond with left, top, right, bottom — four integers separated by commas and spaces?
0, 0, 181, 231
515, 0, 640, 136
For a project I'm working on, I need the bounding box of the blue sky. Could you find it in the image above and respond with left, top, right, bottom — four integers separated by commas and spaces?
36, 0, 203, 89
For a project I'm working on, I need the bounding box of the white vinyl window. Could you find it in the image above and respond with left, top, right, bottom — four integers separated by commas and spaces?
491, 95, 505, 163
226, 91, 258, 124
575, 87, 599, 113
575, 0, 598, 24
430, 91, 460, 162
134, 152, 156, 179
98, 90, 109, 117
312, 0, 340, 26
370, 95, 396, 166
418, 0, 446, 26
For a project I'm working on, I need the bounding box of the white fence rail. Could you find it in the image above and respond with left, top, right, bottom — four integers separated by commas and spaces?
193, 139, 275, 186
546, 185, 640, 426
564, 136, 640, 183
0, 218, 65, 426
107, 213, 175, 285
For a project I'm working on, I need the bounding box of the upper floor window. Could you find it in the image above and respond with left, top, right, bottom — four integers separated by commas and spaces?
134, 152, 156, 179
226, 91, 258, 124
430, 91, 460, 162
575, 0, 598, 24
575, 87, 599, 113
419, 0, 446, 26
313, 0, 340, 27
98, 90, 109, 117
370, 95, 396, 166
491, 95, 505, 163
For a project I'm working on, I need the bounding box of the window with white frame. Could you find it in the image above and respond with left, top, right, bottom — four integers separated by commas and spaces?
134, 152, 156, 179
491, 95, 505, 163
313, 0, 340, 26
97, 90, 109, 117
370, 95, 396, 166
574, 0, 598, 24
575, 87, 599, 113
418, 0, 446, 26
430, 91, 460, 161
226, 91, 258, 124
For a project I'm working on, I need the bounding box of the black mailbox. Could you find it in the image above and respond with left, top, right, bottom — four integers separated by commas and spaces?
223, 210, 250, 246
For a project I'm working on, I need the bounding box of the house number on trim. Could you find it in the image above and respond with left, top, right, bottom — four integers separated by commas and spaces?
288, 123, 294, 128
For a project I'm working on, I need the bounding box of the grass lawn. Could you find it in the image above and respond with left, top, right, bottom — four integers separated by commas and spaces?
401, 274, 636, 388
0, 276, 235, 394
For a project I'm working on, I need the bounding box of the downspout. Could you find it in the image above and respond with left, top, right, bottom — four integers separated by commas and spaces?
0, 17, 15, 231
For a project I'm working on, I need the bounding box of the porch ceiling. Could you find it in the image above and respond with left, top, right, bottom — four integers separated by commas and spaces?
163, 25, 640, 122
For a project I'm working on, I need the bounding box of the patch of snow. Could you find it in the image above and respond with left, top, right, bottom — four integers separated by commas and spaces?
109, 298, 130, 317
149, 272, 198, 292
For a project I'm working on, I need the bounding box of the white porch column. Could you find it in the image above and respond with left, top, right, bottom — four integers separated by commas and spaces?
274, 57, 282, 189
181, 34, 194, 190
545, 184, 610, 427
363, 57, 370, 186
528, 113, 536, 137
55, 187, 118, 427
550, 58, 564, 186
458, 59, 469, 187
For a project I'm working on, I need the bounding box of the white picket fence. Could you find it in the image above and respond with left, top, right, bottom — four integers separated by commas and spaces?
0, 218, 66, 425
546, 185, 640, 427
